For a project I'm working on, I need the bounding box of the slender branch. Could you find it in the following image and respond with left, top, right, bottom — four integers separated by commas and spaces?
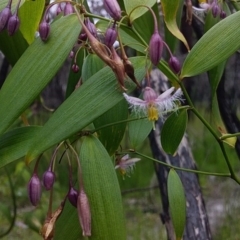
0, 167, 17, 238
129, 151, 231, 178
220, 132, 240, 140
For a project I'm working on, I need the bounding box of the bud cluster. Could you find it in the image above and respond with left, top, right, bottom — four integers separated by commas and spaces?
0, 0, 21, 35
210, 0, 226, 19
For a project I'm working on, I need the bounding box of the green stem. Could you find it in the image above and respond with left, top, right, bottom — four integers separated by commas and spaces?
220, 132, 240, 140
132, 151, 231, 178
179, 81, 240, 184
218, 143, 240, 184
0, 167, 17, 238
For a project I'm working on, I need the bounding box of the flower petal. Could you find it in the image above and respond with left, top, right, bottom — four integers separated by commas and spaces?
156, 87, 175, 102
123, 93, 146, 107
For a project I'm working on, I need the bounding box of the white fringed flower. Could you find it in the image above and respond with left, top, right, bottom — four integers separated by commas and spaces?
123, 87, 183, 121
115, 154, 141, 177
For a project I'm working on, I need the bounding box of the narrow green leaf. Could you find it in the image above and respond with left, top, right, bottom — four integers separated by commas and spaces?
124, 0, 156, 22
180, 11, 240, 78
161, 0, 189, 51
79, 135, 126, 239
26, 57, 147, 162
94, 100, 128, 156
0, 30, 28, 66
0, 15, 81, 135
0, 126, 41, 168
128, 114, 152, 148
54, 201, 84, 240
167, 169, 186, 239
164, 0, 184, 53
161, 109, 188, 155
18, 0, 45, 44
82, 53, 105, 82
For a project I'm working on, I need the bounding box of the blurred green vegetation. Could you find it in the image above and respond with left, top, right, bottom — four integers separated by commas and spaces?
0, 106, 240, 239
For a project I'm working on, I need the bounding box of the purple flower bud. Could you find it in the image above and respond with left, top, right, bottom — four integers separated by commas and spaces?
69, 51, 74, 58
68, 187, 79, 208
7, 13, 20, 36
39, 20, 50, 41
220, 10, 226, 19
63, 2, 74, 16
149, 32, 163, 66
105, 24, 117, 48
42, 170, 55, 190
77, 190, 91, 236
104, 0, 121, 21
0, 6, 12, 32
28, 173, 42, 206
72, 64, 79, 73
78, 32, 87, 43
168, 56, 181, 74
212, 3, 219, 18
84, 18, 97, 38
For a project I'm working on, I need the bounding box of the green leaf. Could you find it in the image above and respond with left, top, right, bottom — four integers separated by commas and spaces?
161, 109, 188, 155
0, 15, 81, 135
161, 0, 189, 51
54, 201, 84, 240
128, 114, 152, 148
124, 0, 156, 22
65, 48, 85, 99
82, 53, 105, 82
164, 0, 184, 53
0, 126, 41, 168
0, 30, 28, 66
180, 10, 240, 78
26, 56, 147, 162
167, 169, 186, 239
18, 0, 45, 44
94, 100, 128, 156
79, 135, 126, 239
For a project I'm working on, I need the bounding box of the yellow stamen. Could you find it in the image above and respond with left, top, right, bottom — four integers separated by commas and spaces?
147, 105, 158, 121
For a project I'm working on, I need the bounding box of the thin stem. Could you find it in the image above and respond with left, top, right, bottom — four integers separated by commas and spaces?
0, 167, 17, 238
132, 151, 231, 177
220, 132, 240, 140
65, 141, 84, 189
219, 143, 240, 184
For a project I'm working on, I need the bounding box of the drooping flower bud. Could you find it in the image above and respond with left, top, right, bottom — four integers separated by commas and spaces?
39, 20, 50, 41
211, 3, 219, 18
63, 2, 74, 16
42, 170, 55, 190
77, 190, 91, 236
105, 24, 118, 48
28, 173, 42, 206
103, 0, 121, 21
168, 56, 181, 74
149, 31, 163, 66
72, 64, 79, 73
7, 13, 20, 35
220, 10, 226, 19
68, 187, 79, 208
0, 4, 12, 32
84, 18, 97, 38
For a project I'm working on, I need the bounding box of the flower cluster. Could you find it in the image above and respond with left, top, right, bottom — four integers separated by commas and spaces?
0, 0, 21, 35
28, 144, 91, 238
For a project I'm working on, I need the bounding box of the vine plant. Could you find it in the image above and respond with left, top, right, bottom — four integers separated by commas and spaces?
0, 0, 240, 239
